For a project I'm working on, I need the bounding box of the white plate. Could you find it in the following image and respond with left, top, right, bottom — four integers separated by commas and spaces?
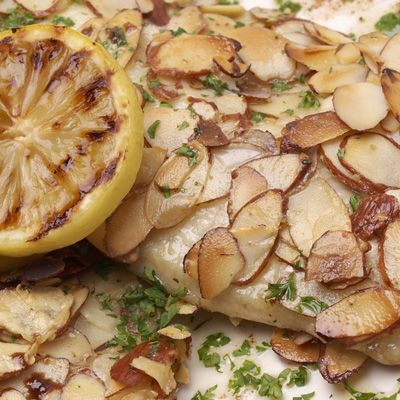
177, 1, 400, 399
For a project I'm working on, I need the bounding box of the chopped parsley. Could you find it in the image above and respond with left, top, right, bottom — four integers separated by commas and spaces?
272, 81, 293, 91
293, 393, 315, 400
178, 120, 190, 131
251, 112, 267, 123
172, 27, 187, 36
149, 78, 161, 89
162, 185, 171, 199
298, 90, 320, 109
198, 332, 231, 372
294, 297, 328, 315
375, 12, 400, 33
277, 0, 302, 13
0, 7, 34, 31
350, 193, 362, 212
337, 148, 345, 160
283, 109, 294, 115
141, 88, 155, 103
160, 101, 173, 108
175, 143, 199, 167
191, 385, 218, 400
53, 16, 75, 27
265, 274, 296, 301
203, 73, 228, 96
287, 365, 308, 387
232, 340, 252, 357
234, 21, 245, 28
109, 27, 127, 47
147, 120, 160, 139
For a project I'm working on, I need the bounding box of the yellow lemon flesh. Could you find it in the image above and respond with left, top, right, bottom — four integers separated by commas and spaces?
0, 24, 143, 259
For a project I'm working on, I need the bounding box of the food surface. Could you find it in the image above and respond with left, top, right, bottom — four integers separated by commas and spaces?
2, 0, 400, 399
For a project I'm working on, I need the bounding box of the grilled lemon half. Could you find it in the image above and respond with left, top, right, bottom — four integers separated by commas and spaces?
0, 24, 143, 258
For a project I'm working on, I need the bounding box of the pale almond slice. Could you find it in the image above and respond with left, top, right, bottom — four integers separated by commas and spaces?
230, 225, 279, 285
320, 135, 377, 194
0, 389, 25, 399
0, 343, 31, 380
274, 238, 306, 268
333, 82, 389, 130
80, 17, 106, 40
305, 230, 367, 288
38, 328, 93, 364
226, 27, 296, 81
227, 165, 269, 221
199, 4, 245, 18
379, 218, 400, 290
359, 31, 389, 55
381, 110, 400, 133
271, 18, 321, 46
285, 43, 338, 71
354, 42, 384, 75
335, 43, 362, 64
250, 8, 298, 27
380, 33, 400, 73
198, 227, 245, 299
351, 194, 399, 240
280, 111, 349, 152
145, 142, 209, 229
306, 22, 352, 45
104, 192, 154, 258
271, 327, 320, 363
287, 177, 352, 257
244, 153, 310, 192
143, 107, 199, 155
308, 64, 368, 95
61, 371, 106, 399
231, 190, 285, 231
315, 287, 400, 343
166, 6, 206, 35
98, 9, 143, 68
136, 0, 153, 13
232, 129, 278, 154
147, 35, 240, 77
318, 343, 368, 384
203, 13, 236, 35
85, 0, 138, 19
381, 68, 400, 122
15, 0, 69, 17
69, 285, 90, 319
183, 239, 200, 280
192, 118, 230, 148
340, 133, 400, 191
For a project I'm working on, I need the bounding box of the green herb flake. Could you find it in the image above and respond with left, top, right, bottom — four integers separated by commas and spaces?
283, 108, 294, 115
172, 27, 187, 36
350, 193, 362, 212
278, 0, 302, 13
272, 81, 292, 91
198, 332, 231, 372
251, 112, 267, 123
343, 380, 377, 400
109, 27, 127, 47
149, 78, 161, 89
52, 16, 75, 27
298, 90, 320, 109
265, 273, 296, 301
176, 143, 199, 167
234, 21, 245, 28
147, 120, 161, 139
0, 7, 34, 31
375, 13, 400, 33
337, 148, 345, 160
294, 297, 328, 315
178, 120, 190, 131
191, 384, 218, 400
293, 392, 315, 400
162, 186, 171, 199
232, 340, 252, 357
203, 73, 228, 96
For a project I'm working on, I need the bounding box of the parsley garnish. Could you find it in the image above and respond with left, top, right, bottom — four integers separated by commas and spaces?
287, 365, 308, 387
53, 16, 75, 27
350, 193, 362, 212
277, 0, 302, 13
294, 393, 315, 400
109, 27, 127, 47
203, 73, 228, 96
232, 340, 251, 357
272, 81, 292, 91
172, 27, 187, 36
343, 381, 377, 400
160, 101, 172, 108
298, 90, 320, 109
178, 120, 189, 131
294, 297, 328, 315
141, 88, 155, 103
198, 332, 231, 372
234, 21, 245, 28
375, 12, 400, 33
149, 78, 161, 89
176, 143, 199, 166
251, 112, 267, 123
265, 274, 296, 301
162, 185, 171, 199
191, 385, 218, 400
0, 7, 34, 31
337, 148, 345, 160
147, 120, 160, 139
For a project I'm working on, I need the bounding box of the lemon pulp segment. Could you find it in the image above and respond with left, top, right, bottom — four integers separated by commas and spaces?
0, 25, 143, 257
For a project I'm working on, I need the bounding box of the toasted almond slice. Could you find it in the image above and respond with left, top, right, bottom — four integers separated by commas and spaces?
61, 371, 106, 399
280, 111, 349, 152
315, 287, 400, 343
15, 0, 69, 17
98, 9, 142, 68
143, 108, 199, 154
305, 230, 367, 288
145, 142, 210, 229
274, 238, 305, 268
333, 82, 389, 130
203, 13, 236, 35
359, 31, 389, 55
380, 33, 400, 73
213, 55, 249, 78
85, 0, 138, 19
271, 328, 320, 363
226, 27, 296, 81
104, 192, 154, 258
231, 225, 279, 285
183, 239, 200, 280
147, 35, 240, 77
320, 135, 377, 194
381, 68, 400, 122
381, 110, 400, 133
232, 129, 278, 154
166, 6, 206, 35
80, 17, 106, 40
0, 389, 26, 399
199, 4, 245, 17
231, 190, 285, 231
308, 64, 368, 95
287, 177, 351, 257
198, 227, 245, 299
244, 153, 310, 192
318, 343, 368, 384
250, 7, 297, 27
136, 0, 154, 13
146, 72, 183, 100
228, 165, 269, 221
69, 285, 90, 319
38, 328, 93, 364
335, 43, 362, 64
271, 18, 321, 46
305, 22, 353, 46
193, 118, 230, 148
351, 194, 399, 240
379, 218, 400, 290
353, 42, 384, 75
0, 343, 31, 380
340, 133, 400, 191
146, 0, 170, 26
285, 43, 338, 71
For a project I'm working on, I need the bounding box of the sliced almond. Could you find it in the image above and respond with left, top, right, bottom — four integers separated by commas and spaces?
315, 287, 400, 343
333, 82, 389, 130
335, 43, 362, 64
340, 133, 400, 191
271, 18, 322, 46
145, 142, 209, 229
194, 118, 230, 148
0, 343, 31, 380
379, 218, 400, 290
280, 111, 349, 152
351, 194, 399, 240
228, 165, 269, 221
104, 192, 154, 258
232, 129, 278, 154
318, 343, 368, 383
80, 17, 106, 40
213, 55, 249, 78
183, 239, 201, 280
0, 389, 26, 399
380, 33, 400, 73
85, 0, 138, 19
166, 6, 206, 35
308, 64, 368, 95
271, 327, 320, 363
226, 27, 296, 81
15, 0, 69, 17
285, 43, 338, 71
287, 177, 351, 257
148, 35, 240, 77
305, 230, 367, 288
199, 4, 245, 18
381, 110, 400, 133
198, 227, 245, 299
381, 68, 400, 122
244, 153, 310, 192
61, 371, 106, 399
